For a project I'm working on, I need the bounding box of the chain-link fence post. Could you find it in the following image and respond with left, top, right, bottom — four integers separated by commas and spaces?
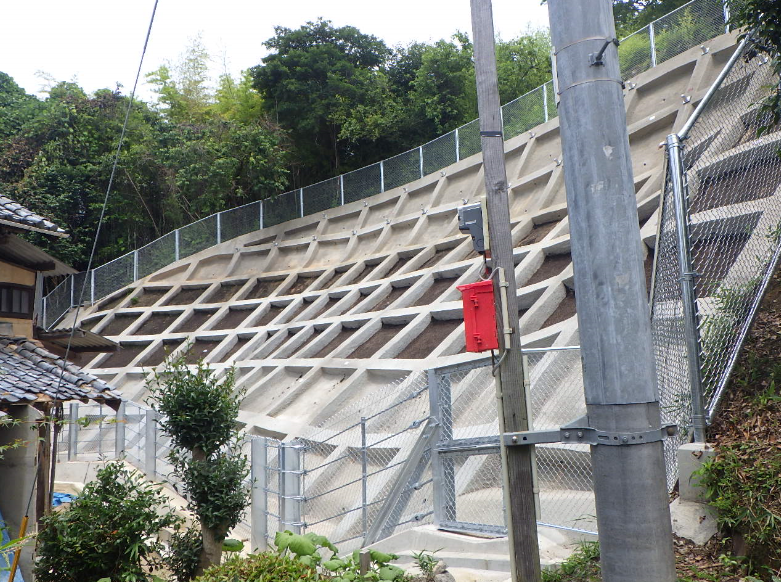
216, 212, 222, 244
427, 369, 454, 526
251, 437, 268, 551
455, 128, 461, 162
280, 442, 302, 533
68, 402, 78, 461
174, 229, 180, 262
666, 134, 707, 442
649, 21, 657, 67
115, 402, 126, 458
360, 417, 368, 537
145, 409, 157, 478
340, 175, 345, 206
419, 146, 424, 179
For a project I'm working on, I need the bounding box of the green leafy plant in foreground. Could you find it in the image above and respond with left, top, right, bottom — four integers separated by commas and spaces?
542, 541, 601, 582
146, 354, 250, 576
34, 461, 180, 582
697, 443, 781, 572
196, 530, 407, 582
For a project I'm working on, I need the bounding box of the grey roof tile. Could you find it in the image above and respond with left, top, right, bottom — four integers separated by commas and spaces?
0, 337, 121, 405
0, 196, 67, 237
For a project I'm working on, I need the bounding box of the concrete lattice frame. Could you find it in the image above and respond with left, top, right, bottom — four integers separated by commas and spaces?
73, 33, 740, 439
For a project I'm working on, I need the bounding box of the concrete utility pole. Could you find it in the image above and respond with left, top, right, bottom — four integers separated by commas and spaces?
546, 1, 676, 580
470, 2, 541, 581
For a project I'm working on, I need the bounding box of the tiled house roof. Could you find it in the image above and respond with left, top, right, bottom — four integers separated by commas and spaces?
0, 196, 67, 237
0, 337, 121, 405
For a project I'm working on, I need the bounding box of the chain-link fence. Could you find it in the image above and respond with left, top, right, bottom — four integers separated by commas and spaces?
652, 38, 781, 459
41, 0, 731, 329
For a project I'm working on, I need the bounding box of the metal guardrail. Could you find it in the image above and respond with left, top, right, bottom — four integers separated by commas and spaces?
43, 0, 732, 329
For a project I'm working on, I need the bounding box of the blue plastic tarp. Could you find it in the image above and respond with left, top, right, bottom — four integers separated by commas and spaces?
0, 503, 24, 582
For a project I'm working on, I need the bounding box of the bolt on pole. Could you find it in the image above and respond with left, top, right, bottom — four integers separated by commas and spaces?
470, 1, 541, 580
546, 0, 676, 580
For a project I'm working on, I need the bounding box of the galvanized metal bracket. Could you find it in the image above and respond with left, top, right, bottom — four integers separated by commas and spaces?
504, 415, 677, 447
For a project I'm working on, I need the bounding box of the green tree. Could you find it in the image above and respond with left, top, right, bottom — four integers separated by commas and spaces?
146, 355, 249, 577
251, 19, 393, 183
410, 32, 477, 135
496, 30, 552, 104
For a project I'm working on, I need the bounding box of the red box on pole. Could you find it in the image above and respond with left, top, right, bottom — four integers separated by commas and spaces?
457, 280, 499, 352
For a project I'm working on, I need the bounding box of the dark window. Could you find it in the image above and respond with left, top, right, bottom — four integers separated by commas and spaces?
0, 284, 33, 319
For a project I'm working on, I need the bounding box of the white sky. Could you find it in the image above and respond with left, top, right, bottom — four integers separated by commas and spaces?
0, 0, 550, 102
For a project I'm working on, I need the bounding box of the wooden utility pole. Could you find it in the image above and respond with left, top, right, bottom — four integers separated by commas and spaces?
546, 0, 677, 580
470, 1, 541, 581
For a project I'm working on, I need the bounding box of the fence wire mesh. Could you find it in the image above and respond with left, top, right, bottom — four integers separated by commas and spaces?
383, 148, 423, 192
137, 230, 177, 280
303, 177, 342, 215
179, 215, 218, 260
93, 254, 134, 303
677, 44, 781, 418
342, 164, 381, 205
43, 276, 72, 329
650, 162, 692, 489
221, 201, 262, 243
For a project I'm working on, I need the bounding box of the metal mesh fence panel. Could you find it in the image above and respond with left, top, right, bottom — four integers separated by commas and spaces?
343, 164, 381, 204
303, 177, 341, 215
264, 191, 300, 227
383, 148, 422, 192
458, 119, 482, 160
652, 0, 726, 66
123, 402, 146, 468
619, 27, 653, 79
220, 201, 261, 243
422, 132, 457, 176
93, 253, 134, 304
179, 215, 218, 260
502, 86, 547, 141
677, 47, 781, 417
137, 230, 177, 280
44, 276, 72, 329
544, 81, 558, 123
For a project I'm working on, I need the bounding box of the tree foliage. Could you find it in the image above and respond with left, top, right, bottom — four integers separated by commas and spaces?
728, 0, 781, 134
251, 20, 551, 186
0, 42, 289, 271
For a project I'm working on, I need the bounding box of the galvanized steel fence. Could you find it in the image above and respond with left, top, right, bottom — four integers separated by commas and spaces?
652, 35, 781, 467
42, 0, 731, 329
